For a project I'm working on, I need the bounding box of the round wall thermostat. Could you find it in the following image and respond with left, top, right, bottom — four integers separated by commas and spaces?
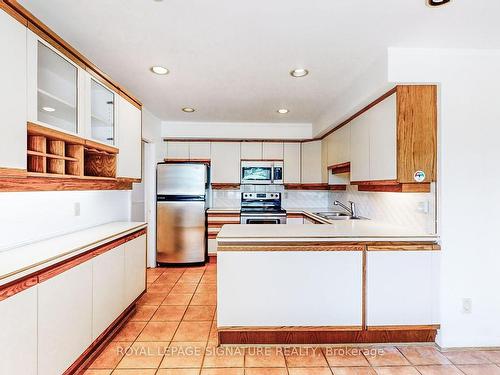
414, 170, 426, 183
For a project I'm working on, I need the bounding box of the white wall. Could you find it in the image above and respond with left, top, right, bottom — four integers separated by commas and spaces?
142, 108, 163, 162
0, 190, 131, 251
163, 121, 312, 140
389, 47, 500, 348
313, 53, 393, 137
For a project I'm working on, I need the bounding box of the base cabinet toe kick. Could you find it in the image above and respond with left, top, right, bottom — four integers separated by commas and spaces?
0, 228, 147, 375
217, 242, 440, 345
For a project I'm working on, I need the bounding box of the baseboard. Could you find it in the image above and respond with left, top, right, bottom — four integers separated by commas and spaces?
208, 255, 217, 263
218, 327, 438, 345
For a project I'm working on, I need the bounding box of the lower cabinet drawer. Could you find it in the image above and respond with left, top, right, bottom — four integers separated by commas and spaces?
38, 262, 93, 375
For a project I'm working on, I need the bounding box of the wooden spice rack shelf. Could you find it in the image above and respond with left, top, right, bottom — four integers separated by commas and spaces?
27, 122, 118, 179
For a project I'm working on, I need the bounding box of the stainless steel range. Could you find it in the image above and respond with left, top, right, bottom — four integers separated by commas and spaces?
240, 192, 287, 224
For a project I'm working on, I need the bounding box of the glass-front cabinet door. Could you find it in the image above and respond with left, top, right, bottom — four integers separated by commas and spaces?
36, 41, 78, 133
90, 79, 115, 145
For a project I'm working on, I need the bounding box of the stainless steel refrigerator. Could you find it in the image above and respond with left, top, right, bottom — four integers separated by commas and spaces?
156, 163, 208, 264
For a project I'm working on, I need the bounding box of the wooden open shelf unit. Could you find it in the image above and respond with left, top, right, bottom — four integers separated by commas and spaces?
27, 122, 118, 179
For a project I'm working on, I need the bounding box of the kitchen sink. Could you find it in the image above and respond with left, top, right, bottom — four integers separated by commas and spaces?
313, 212, 365, 220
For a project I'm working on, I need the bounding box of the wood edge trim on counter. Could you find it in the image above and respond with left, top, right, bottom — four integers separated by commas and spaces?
0, 176, 134, 192
328, 162, 351, 174
208, 233, 218, 239
286, 213, 305, 219
211, 183, 241, 190
0, 228, 147, 300
164, 159, 211, 164
66, 289, 146, 375
357, 183, 431, 193
366, 324, 441, 331
2, 0, 142, 108
218, 326, 363, 332
217, 245, 366, 252
208, 222, 241, 228
367, 244, 441, 251
218, 326, 437, 345
0, 167, 27, 178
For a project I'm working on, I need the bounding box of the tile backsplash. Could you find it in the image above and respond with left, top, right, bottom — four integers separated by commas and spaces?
211, 183, 437, 235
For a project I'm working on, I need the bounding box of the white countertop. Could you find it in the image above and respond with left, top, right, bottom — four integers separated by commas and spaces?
217, 221, 438, 243
0, 221, 147, 286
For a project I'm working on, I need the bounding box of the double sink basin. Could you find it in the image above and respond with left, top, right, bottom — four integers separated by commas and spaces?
313, 212, 367, 221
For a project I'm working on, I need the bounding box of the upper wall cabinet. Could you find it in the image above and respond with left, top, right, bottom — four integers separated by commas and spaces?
283, 143, 301, 184
27, 31, 85, 135
241, 142, 262, 160
350, 94, 397, 182
211, 142, 241, 184
262, 142, 284, 160
88, 76, 116, 145
348, 86, 436, 192
0, 9, 26, 174
325, 124, 350, 167
165, 141, 211, 160
117, 96, 142, 179
301, 140, 326, 184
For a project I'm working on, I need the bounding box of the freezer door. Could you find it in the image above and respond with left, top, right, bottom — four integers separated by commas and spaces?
157, 201, 207, 263
157, 164, 207, 196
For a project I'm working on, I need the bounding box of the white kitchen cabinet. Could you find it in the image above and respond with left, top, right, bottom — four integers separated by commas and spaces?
27, 30, 86, 135
211, 142, 241, 183
0, 10, 26, 171
38, 261, 93, 375
117, 95, 142, 179
166, 141, 190, 159
287, 217, 304, 224
326, 125, 350, 166
369, 95, 397, 180
301, 140, 325, 183
92, 245, 125, 339
241, 142, 262, 159
349, 112, 370, 182
124, 234, 147, 306
218, 251, 362, 326
0, 286, 38, 375
366, 251, 440, 327
189, 142, 211, 159
262, 142, 284, 160
283, 143, 301, 183
208, 238, 218, 255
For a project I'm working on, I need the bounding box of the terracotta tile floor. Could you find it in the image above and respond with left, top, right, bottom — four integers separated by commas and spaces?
86, 265, 500, 375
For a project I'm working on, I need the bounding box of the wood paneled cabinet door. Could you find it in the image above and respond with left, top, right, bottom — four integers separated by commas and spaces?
0, 10, 27, 173
0, 286, 38, 375
38, 261, 93, 375
211, 142, 241, 183
92, 245, 126, 339
366, 251, 440, 327
283, 143, 301, 183
124, 234, 147, 306
117, 95, 142, 179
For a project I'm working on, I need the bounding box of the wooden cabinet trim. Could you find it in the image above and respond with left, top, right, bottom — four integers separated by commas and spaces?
328, 162, 351, 174
0, 176, 135, 192
0, 228, 147, 300
0, 167, 27, 178
2, 0, 141, 108
164, 158, 211, 164
211, 183, 241, 190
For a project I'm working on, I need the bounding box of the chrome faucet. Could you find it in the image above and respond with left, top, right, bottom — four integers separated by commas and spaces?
334, 200, 357, 218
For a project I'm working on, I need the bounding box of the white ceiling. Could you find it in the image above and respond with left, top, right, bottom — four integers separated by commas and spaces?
20, 0, 500, 125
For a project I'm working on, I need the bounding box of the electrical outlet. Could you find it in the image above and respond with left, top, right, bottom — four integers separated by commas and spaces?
462, 298, 472, 314
74, 202, 81, 217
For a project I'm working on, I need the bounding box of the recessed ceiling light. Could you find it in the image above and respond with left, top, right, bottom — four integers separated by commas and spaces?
277, 108, 289, 114
290, 68, 309, 78
151, 66, 169, 75
42, 106, 55, 112
182, 107, 195, 113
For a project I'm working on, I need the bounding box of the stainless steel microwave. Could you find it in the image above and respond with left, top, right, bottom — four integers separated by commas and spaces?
241, 161, 284, 185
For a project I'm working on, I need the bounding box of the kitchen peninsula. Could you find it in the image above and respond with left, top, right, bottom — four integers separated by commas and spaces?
216, 220, 440, 345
